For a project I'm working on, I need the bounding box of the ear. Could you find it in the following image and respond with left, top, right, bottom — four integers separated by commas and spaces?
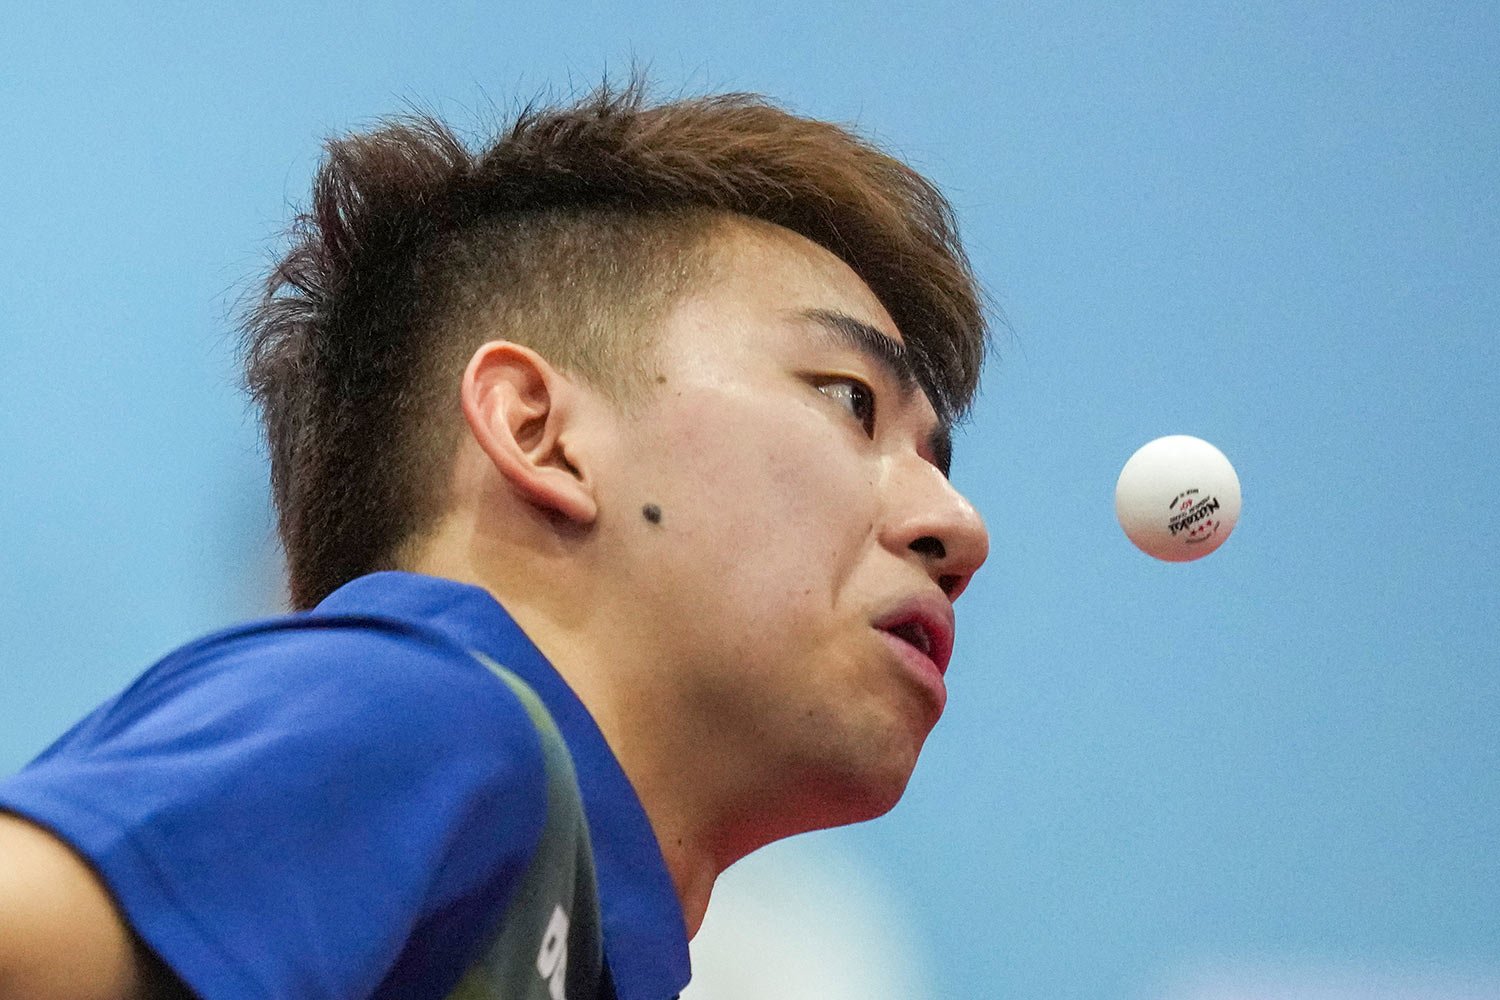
460, 341, 599, 526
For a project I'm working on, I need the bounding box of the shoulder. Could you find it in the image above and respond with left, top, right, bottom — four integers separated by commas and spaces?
10, 607, 554, 852
99, 610, 539, 761
0, 609, 556, 999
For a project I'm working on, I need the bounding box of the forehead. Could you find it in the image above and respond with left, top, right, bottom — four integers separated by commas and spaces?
654, 218, 952, 468
671, 218, 905, 355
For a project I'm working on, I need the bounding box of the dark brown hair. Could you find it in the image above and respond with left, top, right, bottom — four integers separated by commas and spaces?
243, 81, 988, 609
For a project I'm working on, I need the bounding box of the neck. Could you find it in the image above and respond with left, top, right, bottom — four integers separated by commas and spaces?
408, 525, 740, 938
621, 792, 721, 937
501, 593, 742, 939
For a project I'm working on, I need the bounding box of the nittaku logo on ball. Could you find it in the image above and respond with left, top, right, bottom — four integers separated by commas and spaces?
1167, 488, 1222, 544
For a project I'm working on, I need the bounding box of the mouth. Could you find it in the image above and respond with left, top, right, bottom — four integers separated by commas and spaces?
874, 599, 955, 677
886, 620, 933, 657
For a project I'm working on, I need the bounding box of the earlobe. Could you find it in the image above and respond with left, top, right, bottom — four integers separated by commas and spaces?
460, 341, 599, 525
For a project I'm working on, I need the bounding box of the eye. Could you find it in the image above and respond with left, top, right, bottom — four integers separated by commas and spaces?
817, 378, 877, 437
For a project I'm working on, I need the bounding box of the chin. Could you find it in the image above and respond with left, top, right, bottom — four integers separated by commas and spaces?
860, 752, 921, 817
799, 778, 910, 834
731, 747, 921, 856
799, 743, 922, 830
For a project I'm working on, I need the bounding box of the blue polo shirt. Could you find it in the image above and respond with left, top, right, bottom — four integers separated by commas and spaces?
0, 572, 690, 1000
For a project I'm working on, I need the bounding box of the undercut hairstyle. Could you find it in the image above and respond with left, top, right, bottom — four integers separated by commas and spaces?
243, 80, 988, 610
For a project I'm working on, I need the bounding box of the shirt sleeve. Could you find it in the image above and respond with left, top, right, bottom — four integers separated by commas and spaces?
0, 617, 549, 1000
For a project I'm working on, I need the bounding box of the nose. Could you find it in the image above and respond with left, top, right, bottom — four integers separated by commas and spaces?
885, 460, 989, 600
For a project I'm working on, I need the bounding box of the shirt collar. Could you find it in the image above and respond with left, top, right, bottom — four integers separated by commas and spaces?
318, 571, 691, 999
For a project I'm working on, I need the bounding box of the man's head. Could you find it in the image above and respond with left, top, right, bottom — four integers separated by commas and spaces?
515, 218, 990, 851
243, 82, 988, 610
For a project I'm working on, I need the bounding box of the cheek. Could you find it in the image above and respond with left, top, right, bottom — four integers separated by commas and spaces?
632, 394, 881, 637
657, 397, 876, 560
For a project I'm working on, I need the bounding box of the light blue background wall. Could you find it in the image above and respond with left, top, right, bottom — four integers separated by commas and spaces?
3, 4, 1496, 997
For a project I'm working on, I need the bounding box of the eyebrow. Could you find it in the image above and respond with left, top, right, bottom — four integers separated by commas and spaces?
799, 308, 954, 476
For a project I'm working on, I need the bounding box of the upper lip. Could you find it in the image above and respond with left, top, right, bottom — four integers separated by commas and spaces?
874, 595, 956, 676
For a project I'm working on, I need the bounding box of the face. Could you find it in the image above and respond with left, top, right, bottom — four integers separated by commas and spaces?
590, 219, 989, 840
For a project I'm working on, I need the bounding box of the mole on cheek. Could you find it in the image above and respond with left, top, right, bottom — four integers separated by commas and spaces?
642, 504, 663, 525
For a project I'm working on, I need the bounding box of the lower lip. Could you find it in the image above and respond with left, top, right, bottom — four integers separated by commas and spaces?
878, 630, 947, 711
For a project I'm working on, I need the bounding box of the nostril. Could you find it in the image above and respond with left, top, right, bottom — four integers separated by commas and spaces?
910, 535, 946, 560
937, 573, 960, 598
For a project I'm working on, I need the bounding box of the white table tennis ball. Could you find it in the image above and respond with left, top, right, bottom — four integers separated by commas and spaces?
1115, 435, 1241, 561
